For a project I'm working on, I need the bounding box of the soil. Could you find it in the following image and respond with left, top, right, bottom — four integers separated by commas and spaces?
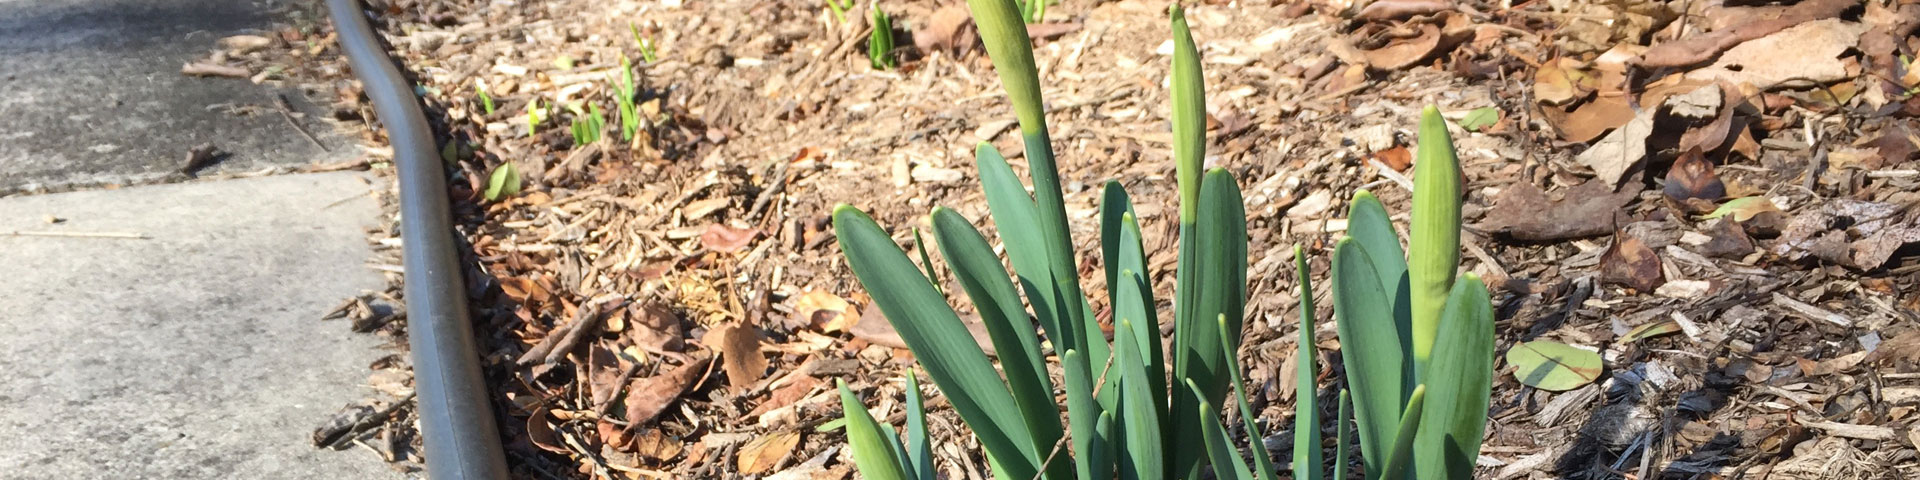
285, 0, 1920, 478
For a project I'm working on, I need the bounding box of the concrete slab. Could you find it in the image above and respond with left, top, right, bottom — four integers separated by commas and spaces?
0, 172, 405, 479
0, 0, 358, 194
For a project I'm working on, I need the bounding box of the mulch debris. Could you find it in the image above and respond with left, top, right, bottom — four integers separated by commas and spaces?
268, 0, 1920, 478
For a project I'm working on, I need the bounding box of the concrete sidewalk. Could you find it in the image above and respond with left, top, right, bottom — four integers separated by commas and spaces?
0, 173, 405, 479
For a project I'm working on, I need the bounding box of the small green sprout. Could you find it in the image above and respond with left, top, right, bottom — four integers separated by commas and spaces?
823, 0, 853, 24
868, 7, 896, 70
567, 103, 606, 146
524, 99, 546, 136
611, 56, 641, 141
630, 23, 660, 64
474, 84, 495, 115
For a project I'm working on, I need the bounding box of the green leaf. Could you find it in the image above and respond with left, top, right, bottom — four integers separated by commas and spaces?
838, 380, 910, 480
1289, 247, 1320, 480
1409, 105, 1462, 375
929, 207, 1062, 459
1218, 316, 1278, 480
1065, 348, 1112, 480
1698, 196, 1778, 221
869, 7, 896, 70
1346, 190, 1407, 296
1415, 274, 1495, 480
484, 162, 521, 201
1380, 385, 1427, 480
1334, 389, 1351, 480
1192, 380, 1253, 480
833, 205, 1045, 479
1171, 169, 1247, 480
1330, 237, 1410, 478
910, 226, 941, 294
905, 373, 936, 480
1507, 340, 1604, 391
1114, 320, 1165, 480
1456, 107, 1499, 132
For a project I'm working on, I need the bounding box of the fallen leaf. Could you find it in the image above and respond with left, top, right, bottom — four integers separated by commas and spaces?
1476, 181, 1637, 241
588, 344, 630, 411
1683, 19, 1869, 89
1543, 93, 1635, 143
1663, 147, 1726, 213
913, 5, 975, 56
1508, 340, 1604, 391
1696, 218, 1756, 259
1601, 229, 1665, 292
1457, 107, 1499, 132
181, 62, 250, 78
793, 289, 860, 333
1361, 24, 1442, 70
737, 430, 802, 474
1699, 196, 1781, 222
1619, 319, 1682, 344
701, 224, 760, 252
526, 407, 572, 454
747, 373, 823, 417
630, 428, 685, 461
1533, 60, 1594, 106
626, 356, 711, 427
1576, 108, 1655, 186
703, 323, 767, 391
1355, 0, 1453, 21
1773, 199, 1920, 269
1635, 0, 1856, 68
1366, 145, 1413, 172
626, 301, 685, 353
1861, 126, 1919, 167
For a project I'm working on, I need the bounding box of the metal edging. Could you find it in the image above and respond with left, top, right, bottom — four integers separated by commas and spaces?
324, 0, 510, 478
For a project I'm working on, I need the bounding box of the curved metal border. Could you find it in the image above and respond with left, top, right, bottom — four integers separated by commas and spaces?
325, 1, 509, 478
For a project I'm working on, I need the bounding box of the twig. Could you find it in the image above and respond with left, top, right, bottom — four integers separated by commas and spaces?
276, 94, 328, 151
747, 160, 792, 223
313, 392, 417, 448
2, 230, 148, 239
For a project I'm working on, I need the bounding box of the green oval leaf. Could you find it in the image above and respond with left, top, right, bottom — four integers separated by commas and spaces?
1506, 340, 1603, 391
484, 162, 520, 201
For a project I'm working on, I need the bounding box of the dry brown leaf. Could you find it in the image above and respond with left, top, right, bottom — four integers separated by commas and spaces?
631, 428, 685, 462
793, 289, 859, 333
1533, 59, 1594, 106
1601, 230, 1665, 293
1636, 0, 1855, 68
626, 301, 685, 353
1366, 145, 1413, 172
1663, 148, 1726, 213
181, 62, 250, 78
587, 344, 630, 411
747, 373, 823, 417
1543, 93, 1634, 143
1354, 0, 1452, 21
703, 323, 768, 391
737, 430, 802, 475
1576, 108, 1655, 186
1773, 199, 1920, 269
1683, 19, 1869, 89
218, 34, 275, 54
913, 5, 975, 56
701, 224, 760, 253
1361, 23, 1441, 70
526, 407, 571, 454
625, 356, 711, 427
1475, 181, 1637, 241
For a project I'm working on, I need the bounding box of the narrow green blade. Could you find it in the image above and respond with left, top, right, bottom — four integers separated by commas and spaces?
1335, 389, 1351, 480
1192, 380, 1254, 480
1414, 274, 1494, 480
833, 205, 1043, 479
1166, 7, 1211, 478
1380, 386, 1427, 480
1064, 349, 1107, 480
1113, 320, 1165, 480
1169, 3, 1205, 222
905, 373, 937, 480
1408, 105, 1462, 372
1289, 247, 1320, 480
838, 380, 910, 480
973, 143, 1066, 352
930, 207, 1063, 460
910, 227, 942, 294
1330, 238, 1410, 477
1218, 316, 1278, 480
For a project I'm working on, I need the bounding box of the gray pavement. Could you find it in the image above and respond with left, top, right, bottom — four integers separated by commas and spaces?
0, 173, 404, 478
0, 0, 357, 194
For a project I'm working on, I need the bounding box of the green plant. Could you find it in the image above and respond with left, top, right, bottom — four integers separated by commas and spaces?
484, 161, 520, 201
1015, 0, 1048, 23
630, 23, 660, 64
834, 2, 1258, 479
835, 2, 1492, 480
524, 99, 546, 136
474, 84, 495, 115
612, 55, 641, 142
835, 374, 936, 480
1331, 106, 1494, 480
567, 103, 606, 146
868, 6, 896, 70
824, 0, 853, 24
